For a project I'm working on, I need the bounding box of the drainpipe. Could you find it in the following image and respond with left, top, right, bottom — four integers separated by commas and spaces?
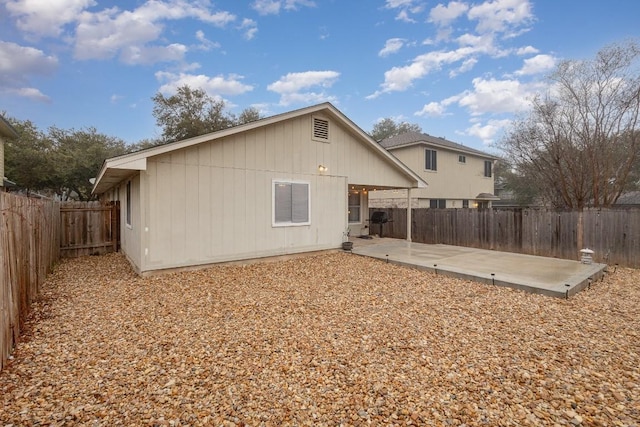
406, 188, 412, 242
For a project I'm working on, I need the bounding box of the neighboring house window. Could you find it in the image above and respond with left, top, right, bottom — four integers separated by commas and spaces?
312, 116, 330, 142
273, 180, 310, 226
484, 160, 492, 177
348, 191, 361, 223
463, 199, 469, 208
478, 201, 490, 209
425, 149, 437, 171
430, 199, 446, 208
126, 180, 132, 227
458, 155, 466, 163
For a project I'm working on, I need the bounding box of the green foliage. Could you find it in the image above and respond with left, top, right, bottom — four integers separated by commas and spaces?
3, 117, 128, 200
50, 127, 128, 200
370, 118, 422, 142
4, 118, 56, 194
152, 85, 263, 143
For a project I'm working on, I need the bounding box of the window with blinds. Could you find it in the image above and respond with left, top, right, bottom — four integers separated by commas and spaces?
273, 180, 310, 226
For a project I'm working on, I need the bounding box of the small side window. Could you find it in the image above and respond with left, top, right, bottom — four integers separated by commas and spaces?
126, 181, 132, 227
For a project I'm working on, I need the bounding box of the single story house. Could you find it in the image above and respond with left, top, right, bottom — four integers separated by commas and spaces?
93, 103, 427, 275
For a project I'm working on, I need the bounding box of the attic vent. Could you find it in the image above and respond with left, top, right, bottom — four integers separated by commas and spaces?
312, 116, 330, 142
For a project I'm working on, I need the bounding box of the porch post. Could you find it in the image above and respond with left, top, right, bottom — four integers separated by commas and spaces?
406, 188, 412, 242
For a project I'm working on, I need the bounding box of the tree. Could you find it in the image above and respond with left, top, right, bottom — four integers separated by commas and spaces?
152, 85, 262, 143
4, 117, 56, 194
234, 106, 262, 125
499, 41, 640, 208
50, 127, 127, 200
370, 118, 422, 142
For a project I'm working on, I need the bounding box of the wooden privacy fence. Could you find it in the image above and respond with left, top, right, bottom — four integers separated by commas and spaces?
60, 201, 120, 258
370, 208, 640, 268
0, 192, 60, 371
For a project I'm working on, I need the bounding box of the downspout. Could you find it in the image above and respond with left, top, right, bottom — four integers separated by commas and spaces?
406, 188, 412, 242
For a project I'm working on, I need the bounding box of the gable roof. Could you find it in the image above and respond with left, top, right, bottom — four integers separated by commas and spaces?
379, 131, 497, 159
0, 115, 18, 139
93, 102, 427, 195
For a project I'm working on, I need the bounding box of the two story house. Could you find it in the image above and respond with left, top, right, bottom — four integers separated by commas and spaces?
369, 131, 499, 209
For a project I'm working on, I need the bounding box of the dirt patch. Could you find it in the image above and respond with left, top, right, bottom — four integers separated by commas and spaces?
1, 252, 638, 426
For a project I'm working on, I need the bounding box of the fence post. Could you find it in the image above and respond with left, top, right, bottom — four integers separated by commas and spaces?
577, 209, 584, 254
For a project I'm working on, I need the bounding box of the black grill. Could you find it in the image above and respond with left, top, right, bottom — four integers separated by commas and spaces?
370, 211, 389, 224
370, 211, 391, 237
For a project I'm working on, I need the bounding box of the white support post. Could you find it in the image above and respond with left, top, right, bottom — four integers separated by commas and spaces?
406, 188, 412, 242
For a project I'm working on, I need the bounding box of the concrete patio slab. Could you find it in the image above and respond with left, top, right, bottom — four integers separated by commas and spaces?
351, 239, 607, 298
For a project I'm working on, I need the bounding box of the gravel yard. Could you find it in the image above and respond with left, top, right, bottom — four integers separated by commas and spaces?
1, 252, 639, 426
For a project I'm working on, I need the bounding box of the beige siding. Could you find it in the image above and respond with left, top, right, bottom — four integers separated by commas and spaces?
119, 174, 143, 272
140, 113, 404, 272
104, 112, 418, 272
370, 144, 495, 206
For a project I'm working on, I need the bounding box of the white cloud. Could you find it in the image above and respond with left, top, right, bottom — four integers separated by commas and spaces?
428, 1, 469, 26
110, 94, 123, 103
515, 54, 556, 75
121, 43, 187, 65
379, 38, 406, 57
4, 0, 95, 37
268, 70, 340, 106
467, 0, 534, 35
465, 119, 512, 144
384, 0, 425, 22
369, 47, 475, 96
268, 71, 339, 93
5, 87, 51, 102
457, 77, 540, 115
239, 18, 258, 40
252, 0, 315, 15
155, 71, 254, 97
0, 41, 58, 77
415, 101, 447, 117
516, 45, 538, 55
0, 41, 57, 101
449, 57, 478, 77
194, 30, 221, 51
71, 1, 235, 63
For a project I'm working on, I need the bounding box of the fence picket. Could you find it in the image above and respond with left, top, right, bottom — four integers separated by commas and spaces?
369, 207, 640, 267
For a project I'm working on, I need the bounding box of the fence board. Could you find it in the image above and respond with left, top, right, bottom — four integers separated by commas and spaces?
372, 207, 640, 268
0, 192, 60, 372
59, 201, 119, 257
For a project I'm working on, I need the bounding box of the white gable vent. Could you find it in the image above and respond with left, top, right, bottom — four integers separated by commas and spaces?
312, 116, 330, 142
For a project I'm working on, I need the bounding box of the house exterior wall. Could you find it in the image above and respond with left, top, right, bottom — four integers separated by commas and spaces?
369, 144, 495, 208
119, 174, 143, 272
133, 113, 414, 273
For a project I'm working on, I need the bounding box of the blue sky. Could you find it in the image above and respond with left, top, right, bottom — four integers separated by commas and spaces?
1, 0, 639, 152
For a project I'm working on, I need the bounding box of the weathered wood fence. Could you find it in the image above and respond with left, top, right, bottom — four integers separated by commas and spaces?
371, 208, 640, 268
60, 201, 120, 258
0, 192, 60, 371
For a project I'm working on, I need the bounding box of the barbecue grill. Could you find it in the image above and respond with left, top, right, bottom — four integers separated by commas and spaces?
370, 211, 391, 237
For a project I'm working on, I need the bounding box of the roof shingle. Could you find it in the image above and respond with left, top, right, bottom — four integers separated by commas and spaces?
379, 131, 496, 159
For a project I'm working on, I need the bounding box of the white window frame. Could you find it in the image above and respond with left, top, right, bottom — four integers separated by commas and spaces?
348, 190, 362, 223
272, 179, 311, 227
125, 180, 132, 228
458, 154, 466, 163
425, 148, 437, 171
484, 160, 493, 178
